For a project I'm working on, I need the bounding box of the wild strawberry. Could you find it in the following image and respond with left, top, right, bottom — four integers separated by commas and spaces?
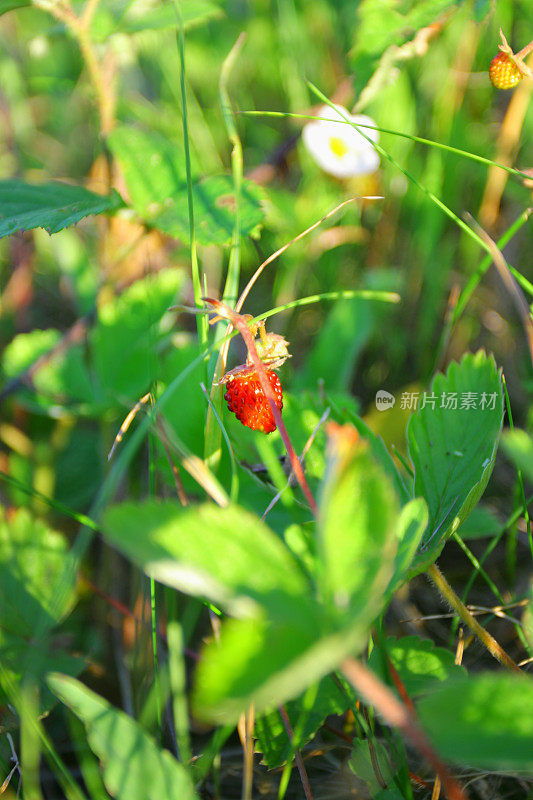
489, 52, 522, 89
224, 368, 283, 433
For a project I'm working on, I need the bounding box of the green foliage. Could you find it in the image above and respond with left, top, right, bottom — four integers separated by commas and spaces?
91, 269, 184, 403
349, 740, 398, 798
108, 126, 264, 245
48, 674, 198, 800
0, 507, 75, 634
407, 351, 503, 575
102, 501, 310, 615
0, 0, 531, 794
417, 674, 533, 771
0, 508, 82, 707
350, 0, 459, 86
0, 0, 30, 15
501, 428, 533, 483
0, 180, 123, 238
368, 636, 466, 697
298, 297, 376, 392
102, 435, 409, 724
2, 269, 185, 411
317, 432, 399, 608
91, 0, 223, 42
254, 676, 355, 768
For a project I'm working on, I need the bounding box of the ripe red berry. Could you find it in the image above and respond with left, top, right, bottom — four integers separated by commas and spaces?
489, 52, 522, 89
224, 369, 283, 433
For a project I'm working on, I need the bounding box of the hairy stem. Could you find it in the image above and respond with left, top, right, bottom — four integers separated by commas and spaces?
427, 563, 521, 673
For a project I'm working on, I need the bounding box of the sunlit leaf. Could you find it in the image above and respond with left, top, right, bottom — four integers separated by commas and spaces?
102, 501, 310, 616
317, 425, 398, 609
193, 598, 370, 724
0, 508, 75, 636
368, 636, 466, 697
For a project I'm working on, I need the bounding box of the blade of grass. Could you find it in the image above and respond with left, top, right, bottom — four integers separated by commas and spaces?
241, 109, 533, 182
205, 33, 246, 469
168, 621, 192, 767
452, 208, 532, 322
173, 0, 208, 359
306, 83, 518, 259
201, 382, 239, 504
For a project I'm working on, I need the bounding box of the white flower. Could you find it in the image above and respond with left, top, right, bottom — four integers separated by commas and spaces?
302, 104, 380, 179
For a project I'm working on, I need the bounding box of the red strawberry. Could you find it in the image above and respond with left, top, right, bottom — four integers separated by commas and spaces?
489, 52, 522, 89
225, 369, 283, 433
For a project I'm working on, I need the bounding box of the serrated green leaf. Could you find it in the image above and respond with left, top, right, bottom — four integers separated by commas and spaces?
501, 429, 533, 484
417, 674, 533, 771
48, 674, 197, 800
255, 675, 355, 768
407, 351, 503, 575
102, 501, 310, 616
368, 636, 466, 698
108, 126, 264, 245
0, 181, 123, 238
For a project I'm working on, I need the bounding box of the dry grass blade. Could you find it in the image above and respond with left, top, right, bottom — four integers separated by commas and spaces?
108, 392, 152, 462
465, 213, 533, 367
235, 197, 382, 314
158, 415, 229, 507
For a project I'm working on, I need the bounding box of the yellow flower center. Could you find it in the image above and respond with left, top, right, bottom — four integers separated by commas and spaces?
329, 136, 349, 158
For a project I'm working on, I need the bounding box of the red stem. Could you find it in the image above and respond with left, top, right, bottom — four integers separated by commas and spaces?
278, 704, 314, 800
209, 299, 318, 515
